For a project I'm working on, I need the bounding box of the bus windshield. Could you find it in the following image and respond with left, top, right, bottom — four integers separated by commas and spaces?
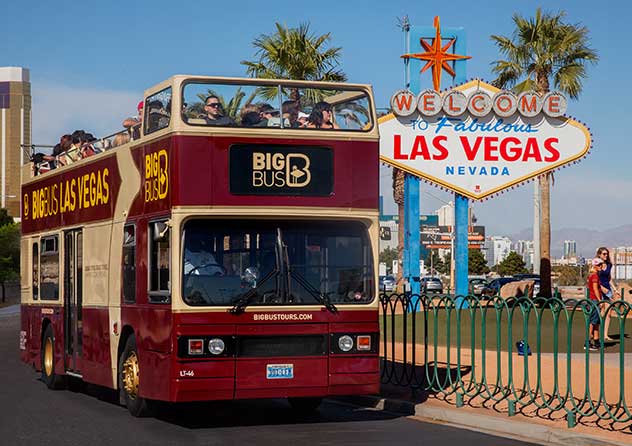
182, 80, 373, 131
182, 220, 374, 307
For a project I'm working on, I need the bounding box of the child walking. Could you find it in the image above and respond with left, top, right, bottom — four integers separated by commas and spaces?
586, 258, 605, 351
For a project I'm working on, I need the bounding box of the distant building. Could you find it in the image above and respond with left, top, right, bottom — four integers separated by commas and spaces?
515, 240, 534, 270
563, 240, 577, 259
0, 67, 31, 218
485, 236, 512, 266
611, 246, 632, 281
436, 201, 454, 226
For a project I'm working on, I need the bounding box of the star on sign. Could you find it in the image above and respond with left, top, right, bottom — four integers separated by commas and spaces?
401, 16, 471, 91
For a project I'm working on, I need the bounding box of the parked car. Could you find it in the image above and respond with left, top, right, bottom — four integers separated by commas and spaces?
482, 277, 519, 297
379, 275, 396, 292
421, 276, 443, 293
469, 278, 488, 296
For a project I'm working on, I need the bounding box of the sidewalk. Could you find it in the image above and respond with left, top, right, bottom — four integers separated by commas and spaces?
336, 388, 630, 446
364, 340, 632, 445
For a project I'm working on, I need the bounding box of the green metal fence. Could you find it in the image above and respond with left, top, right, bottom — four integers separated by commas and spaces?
379, 292, 632, 428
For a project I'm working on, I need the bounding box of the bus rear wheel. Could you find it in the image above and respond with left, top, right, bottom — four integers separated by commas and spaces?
119, 335, 153, 417
288, 397, 322, 414
41, 325, 66, 390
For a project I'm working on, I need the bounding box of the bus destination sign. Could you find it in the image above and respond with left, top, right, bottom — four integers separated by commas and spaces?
21, 155, 121, 235
230, 145, 333, 196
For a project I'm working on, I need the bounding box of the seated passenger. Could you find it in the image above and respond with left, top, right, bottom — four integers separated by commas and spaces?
123, 101, 143, 139
297, 112, 309, 127
44, 134, 72, 168
112, 132, 130, 147
62, 130, 85, 165
184, 235, 224, 276
306, 102, 339, 129
258, 104, 289, 127
282, 100, 299, 127
201, 95, 235, 126
80, 133, 98, 158
241, 111, 263, 127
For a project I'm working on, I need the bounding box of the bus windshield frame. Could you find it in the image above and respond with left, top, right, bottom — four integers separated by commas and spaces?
181, 219, 375, 308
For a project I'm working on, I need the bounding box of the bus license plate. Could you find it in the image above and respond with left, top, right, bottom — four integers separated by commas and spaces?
266, 364, 294, 379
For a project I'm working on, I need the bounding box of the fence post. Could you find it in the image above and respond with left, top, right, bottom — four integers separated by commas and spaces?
456, 393, 464, 408
508, 400, 516, 417
567, 410, 576, 428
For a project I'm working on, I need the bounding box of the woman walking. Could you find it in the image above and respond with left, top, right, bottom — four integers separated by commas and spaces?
595, 247, 620, 341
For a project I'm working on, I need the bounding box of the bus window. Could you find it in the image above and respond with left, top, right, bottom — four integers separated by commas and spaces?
122, 225, 136, 303
182, 80, 373, 131
32, 242, 39, 300
144, 87, 172, 135
281, 87, 372, 130
149, 221, 170, 302
40, 236, 59, 301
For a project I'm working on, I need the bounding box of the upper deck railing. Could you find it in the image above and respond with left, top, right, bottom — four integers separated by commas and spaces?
25, 76, 378, 179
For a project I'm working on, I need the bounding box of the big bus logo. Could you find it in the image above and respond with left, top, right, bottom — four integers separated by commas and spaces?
144, 149, 168, 202
252, 152, 312, 189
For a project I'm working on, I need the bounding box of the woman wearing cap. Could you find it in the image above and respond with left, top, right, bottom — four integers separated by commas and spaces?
586, 257, 606, 351
122, 101, 144, 140
595, 247, 620, 341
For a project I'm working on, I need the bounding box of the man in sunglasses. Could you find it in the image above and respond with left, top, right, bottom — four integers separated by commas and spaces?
202, 95, 235, 126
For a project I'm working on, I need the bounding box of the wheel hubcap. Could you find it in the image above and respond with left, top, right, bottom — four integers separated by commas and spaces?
44, 337, 53, 376
123, 351, 139, 399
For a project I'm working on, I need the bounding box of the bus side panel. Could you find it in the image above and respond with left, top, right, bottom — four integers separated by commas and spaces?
19, 304, 39, 367
122, 306, 173, 401
81, 307, 113, 388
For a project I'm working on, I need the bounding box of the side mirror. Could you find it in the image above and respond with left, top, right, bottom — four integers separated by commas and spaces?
152, 221, 169, 241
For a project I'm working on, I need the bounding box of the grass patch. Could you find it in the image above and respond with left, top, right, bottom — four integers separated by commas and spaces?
380, 306, 632, 354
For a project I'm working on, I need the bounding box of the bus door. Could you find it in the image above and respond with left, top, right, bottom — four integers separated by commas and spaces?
63, 229, 83, 373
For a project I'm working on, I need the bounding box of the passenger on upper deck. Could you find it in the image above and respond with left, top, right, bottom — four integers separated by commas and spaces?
122, 101, 144, 139
306, 102, 339, 129
282, 100, 299, 128
202, 96, 235, 126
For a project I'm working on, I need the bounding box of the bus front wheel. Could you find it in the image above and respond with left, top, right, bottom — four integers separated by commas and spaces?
41, 325, 66, 390
119, 335, 153, 417
288, 397, 322, 414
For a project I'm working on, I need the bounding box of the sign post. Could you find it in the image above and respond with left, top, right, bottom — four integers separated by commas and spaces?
404, 17, 469, 306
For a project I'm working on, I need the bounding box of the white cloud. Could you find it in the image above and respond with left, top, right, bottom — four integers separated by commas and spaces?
31, 83, 140, 145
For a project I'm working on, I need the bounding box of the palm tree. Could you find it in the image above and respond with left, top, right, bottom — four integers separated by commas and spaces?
490, 8, 598, 297
392, 169, 406, 291
193, 87, 258, 120
241, 22, 347, 106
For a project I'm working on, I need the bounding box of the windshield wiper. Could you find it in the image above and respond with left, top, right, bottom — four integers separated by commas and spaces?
229, 268, 278, 315
289, 269, 338, 313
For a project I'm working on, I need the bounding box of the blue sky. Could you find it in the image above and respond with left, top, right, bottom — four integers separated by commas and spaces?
3, 0, 630, 236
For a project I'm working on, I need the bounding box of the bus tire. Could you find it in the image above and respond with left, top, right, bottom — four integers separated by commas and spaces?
119, 335, 153, 417
288, 397, 322, 414
41, 324, 66, 390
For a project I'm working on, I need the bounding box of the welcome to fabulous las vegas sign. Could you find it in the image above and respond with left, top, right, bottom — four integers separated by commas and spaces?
379, 80, 592, 200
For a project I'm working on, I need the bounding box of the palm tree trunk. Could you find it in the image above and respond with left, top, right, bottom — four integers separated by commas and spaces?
539, 174, 552, 297
536, 72, 552, 298
393, 169, 406, 292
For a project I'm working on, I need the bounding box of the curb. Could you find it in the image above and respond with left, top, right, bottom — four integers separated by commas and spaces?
331, 395, 627, 446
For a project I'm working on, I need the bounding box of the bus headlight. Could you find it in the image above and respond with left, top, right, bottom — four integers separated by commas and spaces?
208, 338, 225, 355
338, 335, 354, 352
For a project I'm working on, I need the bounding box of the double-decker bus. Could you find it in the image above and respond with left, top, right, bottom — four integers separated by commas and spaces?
19, 75, 380, 416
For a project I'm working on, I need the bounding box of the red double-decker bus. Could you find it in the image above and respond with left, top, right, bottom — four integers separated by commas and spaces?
20, 76, 380, 416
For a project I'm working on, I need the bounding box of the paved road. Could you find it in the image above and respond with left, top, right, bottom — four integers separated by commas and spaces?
0, 313, 539, 446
